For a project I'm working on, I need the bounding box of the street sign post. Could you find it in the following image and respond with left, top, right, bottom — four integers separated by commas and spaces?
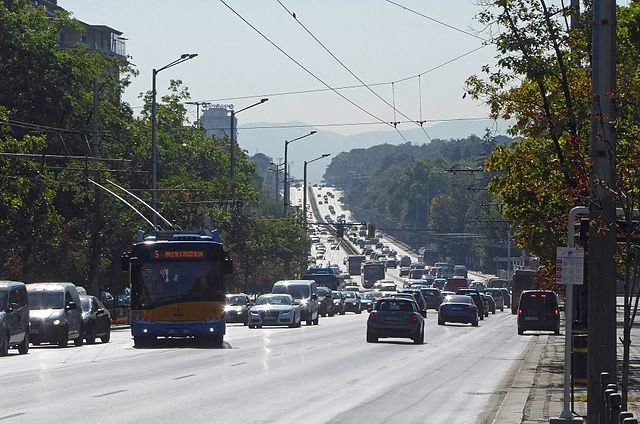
556, 247, 584, 285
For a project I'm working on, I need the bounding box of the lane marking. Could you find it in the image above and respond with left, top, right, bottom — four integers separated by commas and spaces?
173, 373, 196, 380
0, 413, 26, 421
94, 389, 127, 398
230, 362, 247, 367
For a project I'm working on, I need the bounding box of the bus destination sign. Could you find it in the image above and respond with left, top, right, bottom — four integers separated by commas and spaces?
155, 250, 206, 260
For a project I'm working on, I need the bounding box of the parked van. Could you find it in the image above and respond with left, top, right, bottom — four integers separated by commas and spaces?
0, 281, 30, 355
27, 282, 83, 347
272, 280, 319, 326
443, 277, 469, 292
517, 290, 560, 335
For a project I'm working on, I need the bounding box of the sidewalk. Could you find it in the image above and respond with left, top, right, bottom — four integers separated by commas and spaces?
493, 311, 640, 423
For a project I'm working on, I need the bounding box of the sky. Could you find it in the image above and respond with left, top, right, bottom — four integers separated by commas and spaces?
58, 0, 499, 139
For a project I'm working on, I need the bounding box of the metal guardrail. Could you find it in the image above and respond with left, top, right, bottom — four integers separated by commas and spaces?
600, 372, 638, 424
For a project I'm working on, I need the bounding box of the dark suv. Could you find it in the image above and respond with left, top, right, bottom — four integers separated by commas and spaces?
0, 281, 30, 355
456, 289, 485, 320
517, 290, 560, 335
317, 287, 336, 317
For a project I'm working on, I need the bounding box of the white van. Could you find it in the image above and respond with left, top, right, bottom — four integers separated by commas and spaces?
27, 282, 84, 347
272, 280, 319, 326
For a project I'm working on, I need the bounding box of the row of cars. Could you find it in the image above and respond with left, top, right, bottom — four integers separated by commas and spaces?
0, 281, 112, 356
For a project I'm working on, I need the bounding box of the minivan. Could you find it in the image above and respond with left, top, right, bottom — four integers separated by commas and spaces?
27, 282, 84, 347
517, 290, 560, 335
0, 281, 30, 355
272, 280, 319, 326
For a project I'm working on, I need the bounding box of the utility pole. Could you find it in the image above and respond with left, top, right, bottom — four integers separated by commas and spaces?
88, 77, 102, 298
588, 0, 617, 422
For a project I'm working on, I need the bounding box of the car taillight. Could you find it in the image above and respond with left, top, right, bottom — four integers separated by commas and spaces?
411, 314, 418, 322
554, 309, 559, 316
518, 309, 523, 316
368, 312, 376, 321
530, 294, 537, 298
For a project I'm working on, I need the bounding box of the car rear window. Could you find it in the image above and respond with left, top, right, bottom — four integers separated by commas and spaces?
378, 301, 413, 312
521, 293, 557, 314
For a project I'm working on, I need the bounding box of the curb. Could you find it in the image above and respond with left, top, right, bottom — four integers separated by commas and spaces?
490, 335, 548, 423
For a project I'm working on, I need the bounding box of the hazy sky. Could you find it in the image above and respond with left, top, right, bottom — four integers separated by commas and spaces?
58, 0, 499, 138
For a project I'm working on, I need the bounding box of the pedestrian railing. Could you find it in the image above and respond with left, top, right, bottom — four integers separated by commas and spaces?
600, 372, 638, 424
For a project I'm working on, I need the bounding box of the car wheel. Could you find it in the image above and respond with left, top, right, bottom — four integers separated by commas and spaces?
100, 329, 111, 343
518, 327, 524, 335
296, 315, 302, 327
17, 332, 29, 355
306, 318, 313, 326
86, 324, 96, 345
0, 332, 9, 356
313, 314, 319, 325
501, 307, 504, 312
554, 328, 560, 335
329, 311, 335, 317
356, 309, 362, 314
472, 319, 479, 327
248, 324, 255, 329
480, 314, 484, 321
438, 318, 444, 325
340, 309, 345, 315
366, 330, 378, 343
414, 328, 424, 345
74, 326, 84, 346
58, 326, 69, 348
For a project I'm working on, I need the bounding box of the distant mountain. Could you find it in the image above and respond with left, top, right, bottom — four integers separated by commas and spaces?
238, 119, 512, 184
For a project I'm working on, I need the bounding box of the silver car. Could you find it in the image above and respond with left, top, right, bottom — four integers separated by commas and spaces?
248, 294, 301, 328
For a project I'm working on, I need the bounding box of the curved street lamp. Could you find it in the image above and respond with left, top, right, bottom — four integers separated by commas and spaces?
151, 53, 198, 228
303, 153, 331, 221
230, 98, 268, 181
283, 131, 317, 215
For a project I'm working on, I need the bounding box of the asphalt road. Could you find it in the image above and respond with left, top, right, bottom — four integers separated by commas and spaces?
0, 307, 531, 424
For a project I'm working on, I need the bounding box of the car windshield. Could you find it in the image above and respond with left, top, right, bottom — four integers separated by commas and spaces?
0, 291, 8, 311
360, 292, 376, 300
256, 295, 291, 305
521, 294, 557, 314
226, 295, 247, 306
343, 291, 357, 299
272, 284, 310, 299
80, 297, 92, 312
423, 290, 437, 296
317, 288, 329, 297
28, 291, 64, 309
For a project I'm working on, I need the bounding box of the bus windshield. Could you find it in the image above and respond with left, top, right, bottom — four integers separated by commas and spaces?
133, 261, 222, 308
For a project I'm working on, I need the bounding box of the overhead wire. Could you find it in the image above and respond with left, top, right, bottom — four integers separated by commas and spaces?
276, 0, 425, 141
219, 0, 409, 141
383, 0, 488, 42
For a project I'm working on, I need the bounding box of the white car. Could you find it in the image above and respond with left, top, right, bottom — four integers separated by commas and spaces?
248, 294, 301, 328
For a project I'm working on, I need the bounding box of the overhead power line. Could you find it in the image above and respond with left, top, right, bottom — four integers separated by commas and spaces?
218, 0, 408, 142
384, 0, 488, 42
276, 0, 427, 141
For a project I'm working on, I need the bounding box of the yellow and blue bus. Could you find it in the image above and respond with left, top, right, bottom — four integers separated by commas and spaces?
123, 230, 233, 347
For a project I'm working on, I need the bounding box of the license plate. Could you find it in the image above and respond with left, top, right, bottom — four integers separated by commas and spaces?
385, 316, 400, 321
525, 316, 539, 321
451, 306, 462, 311
31, 329, 39, 334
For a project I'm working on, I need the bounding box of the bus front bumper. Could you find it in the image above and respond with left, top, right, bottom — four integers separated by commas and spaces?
131, 321, 225, 338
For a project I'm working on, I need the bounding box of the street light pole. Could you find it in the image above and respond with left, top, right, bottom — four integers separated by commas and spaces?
283, 131, 317, 215
151, 53, 198, 229
230, 98, 268, 182
303, 154, 330, 222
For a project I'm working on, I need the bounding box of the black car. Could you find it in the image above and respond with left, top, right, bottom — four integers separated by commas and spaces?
482, 293, 496, 314
517, 290, 560, 335
79, 295, 111, 344
399, 289, 428, 316
332, 291, 346, 315
342, 291, 362, 314
456, 289, 485, 320
501, 288, 511, 308
417, 287, 443, 310
367, 297, 425, 344
225, 293, 251, 325
317, 287, 336, 317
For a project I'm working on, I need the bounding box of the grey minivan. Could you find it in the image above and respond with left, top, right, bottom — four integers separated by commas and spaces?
0, 281, 30, 355
272, 280, 319, 326
27, 282, 83, 347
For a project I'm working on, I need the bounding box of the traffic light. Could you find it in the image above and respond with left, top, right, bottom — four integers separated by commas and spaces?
367, 223, 376, 239
336, 224, 344, 238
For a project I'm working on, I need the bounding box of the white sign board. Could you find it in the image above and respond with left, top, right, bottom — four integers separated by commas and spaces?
556, 247, 584, 285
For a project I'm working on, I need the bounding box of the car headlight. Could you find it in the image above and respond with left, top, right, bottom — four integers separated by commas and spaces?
250, 310, 259, 316
52, 319, 61, 326
280, 310, 292, 316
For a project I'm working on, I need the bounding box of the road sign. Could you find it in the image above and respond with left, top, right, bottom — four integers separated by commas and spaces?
556, 247, 584, 285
